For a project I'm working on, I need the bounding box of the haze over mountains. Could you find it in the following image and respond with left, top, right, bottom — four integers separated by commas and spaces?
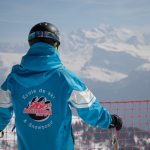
0, 25, 150, 101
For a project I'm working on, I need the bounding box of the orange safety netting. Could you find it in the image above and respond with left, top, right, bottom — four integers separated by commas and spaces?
0, 100, 150, 150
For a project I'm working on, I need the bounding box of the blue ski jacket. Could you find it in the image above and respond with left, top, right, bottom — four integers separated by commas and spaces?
0, 42, 112, 150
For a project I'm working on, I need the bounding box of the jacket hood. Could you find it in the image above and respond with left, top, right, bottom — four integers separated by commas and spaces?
10, 42, 63, 87
21, 42, 62, 71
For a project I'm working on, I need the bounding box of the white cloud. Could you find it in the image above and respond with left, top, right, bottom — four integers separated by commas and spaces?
95, 42, 150, 62
82, 27, 105, 39
74, 25, 150, 64
61, 25, 150, 82
136, 63, 150, 72
0, 52, 22, 76
80, 66, 128, 83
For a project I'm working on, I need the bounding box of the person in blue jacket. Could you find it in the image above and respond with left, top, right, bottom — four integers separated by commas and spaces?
0, 22, 122, 150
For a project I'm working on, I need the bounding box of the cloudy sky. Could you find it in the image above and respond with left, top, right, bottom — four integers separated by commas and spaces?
0, 0, 150, 43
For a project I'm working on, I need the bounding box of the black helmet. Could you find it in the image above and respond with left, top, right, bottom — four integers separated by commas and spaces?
28, 22, 60, 48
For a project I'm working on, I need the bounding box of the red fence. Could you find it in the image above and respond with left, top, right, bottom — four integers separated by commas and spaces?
1, 100, 150, 150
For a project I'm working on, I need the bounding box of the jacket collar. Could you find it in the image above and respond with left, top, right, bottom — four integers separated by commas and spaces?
21, 42, 63, 71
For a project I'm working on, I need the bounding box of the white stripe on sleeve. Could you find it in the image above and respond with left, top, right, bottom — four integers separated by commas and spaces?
0, 89, 12, 108
69, 88, 96, 108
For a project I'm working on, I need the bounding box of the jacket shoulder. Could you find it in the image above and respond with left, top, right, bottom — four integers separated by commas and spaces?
58, 67, 86, 91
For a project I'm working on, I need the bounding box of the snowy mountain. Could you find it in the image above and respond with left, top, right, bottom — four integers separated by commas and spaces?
0, 52, 22, 84
0, 25, 150, 101
60, 25, 150, 100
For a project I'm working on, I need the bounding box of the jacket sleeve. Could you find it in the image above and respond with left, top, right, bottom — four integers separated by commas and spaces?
0, 78, 13, 131
66, 70, 112, 129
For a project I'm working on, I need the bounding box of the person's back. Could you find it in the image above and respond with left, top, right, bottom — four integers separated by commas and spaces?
6, 42, 76, 150
0, 22, 122, 150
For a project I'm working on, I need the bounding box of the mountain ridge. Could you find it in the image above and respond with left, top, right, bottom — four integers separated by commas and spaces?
0, 25, 150, 100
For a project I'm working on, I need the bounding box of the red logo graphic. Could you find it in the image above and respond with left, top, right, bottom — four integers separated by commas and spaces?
24, 96, 52, 121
